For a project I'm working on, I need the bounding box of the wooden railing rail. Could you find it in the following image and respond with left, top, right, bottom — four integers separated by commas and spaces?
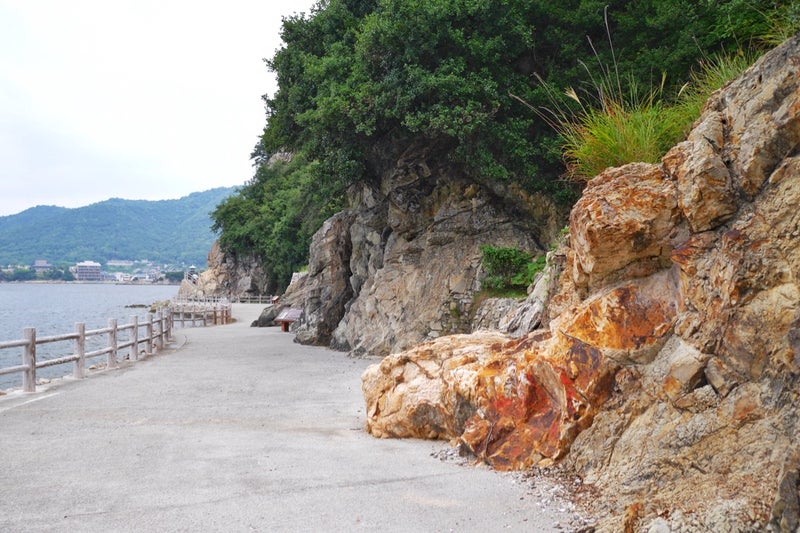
230, 295, 275, 304
170, 301, 232, 328
173, 295, 230, 305
176, 294, 274, 305
0, 301, 230, 394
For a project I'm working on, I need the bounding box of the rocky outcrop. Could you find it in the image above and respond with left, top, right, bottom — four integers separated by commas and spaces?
251, 304, 280, 327
362, 36, 800, 531
290, 211, 355, 345
291, 142, 567, 356
179, 240, 271, 300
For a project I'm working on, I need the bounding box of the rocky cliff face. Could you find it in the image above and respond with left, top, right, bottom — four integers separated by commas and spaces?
285, 143, 567, 353
362, 36, 800, 532
178, 240, 271, 300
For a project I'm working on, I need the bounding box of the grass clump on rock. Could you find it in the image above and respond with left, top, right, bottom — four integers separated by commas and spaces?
479, 245, 546, 297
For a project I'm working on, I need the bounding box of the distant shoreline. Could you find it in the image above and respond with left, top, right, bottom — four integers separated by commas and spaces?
0, 280, 181, 286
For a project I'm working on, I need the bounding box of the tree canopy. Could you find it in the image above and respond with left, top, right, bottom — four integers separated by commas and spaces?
213, 0, 794, 290
211, 154, 343, 292
257, 0, 786, 190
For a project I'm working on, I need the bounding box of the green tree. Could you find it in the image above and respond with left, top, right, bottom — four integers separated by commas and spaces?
257, 0, 779, 200
8, 268, 36, 281
211, 154, 343, 292
216, 0, 792, 289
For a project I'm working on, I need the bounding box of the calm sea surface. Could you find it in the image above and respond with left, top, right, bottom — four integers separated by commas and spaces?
0, 283, 178, 390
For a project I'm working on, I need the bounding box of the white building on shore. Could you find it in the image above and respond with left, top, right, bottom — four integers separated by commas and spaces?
73, 261, 102, 281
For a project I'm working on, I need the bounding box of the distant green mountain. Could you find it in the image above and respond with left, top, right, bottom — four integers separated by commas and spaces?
0, 187, 236, 268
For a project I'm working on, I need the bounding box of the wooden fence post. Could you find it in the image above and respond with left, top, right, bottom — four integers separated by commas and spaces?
74, 322, 85, 379
107, 318, 118, 368
163, 308, 170, 342
155, 310, 163, 351
146, 313, 154, 355
162, 308, 169, 341
165, 308, 173, 342
22, 327, 36, 393
130, 315, 139, 361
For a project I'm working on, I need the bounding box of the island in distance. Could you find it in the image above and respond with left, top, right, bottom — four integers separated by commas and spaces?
0, 187, 235, 272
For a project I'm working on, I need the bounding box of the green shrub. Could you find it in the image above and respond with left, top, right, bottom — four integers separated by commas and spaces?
479, 245, 545, 293
480, 274, 507, 292
480, 245, 530, 283
511, 255, 547, 287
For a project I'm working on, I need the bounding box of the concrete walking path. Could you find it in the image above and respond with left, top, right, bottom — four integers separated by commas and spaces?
0, 304, 580, 532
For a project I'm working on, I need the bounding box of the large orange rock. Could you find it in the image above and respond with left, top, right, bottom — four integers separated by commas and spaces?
363, 270, 678, 470
362, 331, 510, 440
569, 163, 681, 291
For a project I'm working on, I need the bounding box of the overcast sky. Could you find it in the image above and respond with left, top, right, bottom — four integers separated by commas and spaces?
0, 0, 318, 216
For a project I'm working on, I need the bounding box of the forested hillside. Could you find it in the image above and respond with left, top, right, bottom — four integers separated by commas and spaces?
212, 0, 797, 290
0, 187, 235, 267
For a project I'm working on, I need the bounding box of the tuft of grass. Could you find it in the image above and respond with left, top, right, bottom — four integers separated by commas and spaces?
524, 39, 755, 181
522, 7, 684, 181
557, 80, 685, 181
669, 50, 757, 134
758, 2, 800, 47
532, 62, 690, 181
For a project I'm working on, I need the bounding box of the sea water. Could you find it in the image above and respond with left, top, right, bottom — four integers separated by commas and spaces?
0, 283, 177, 390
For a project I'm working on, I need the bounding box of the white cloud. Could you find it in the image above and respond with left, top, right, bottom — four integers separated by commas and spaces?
0, 0, 317, 215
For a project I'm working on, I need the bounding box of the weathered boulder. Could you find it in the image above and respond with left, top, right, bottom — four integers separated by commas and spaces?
289, 211, 356, 346
363, 268, 677, 470
470, 296, 521, 332
251, 304, 280, 327
362, 330, 510, 440
496, 267, 550, 335
569, 162, 682, 292
470, 255, 561, 336
362, 36, 800, 531
662, 112, 737, 232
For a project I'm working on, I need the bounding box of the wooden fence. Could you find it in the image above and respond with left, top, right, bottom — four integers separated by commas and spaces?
0, 302, 231, 394
171, 301, 232, 327
231, 295, 275, 304
177, 294, 275, 305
